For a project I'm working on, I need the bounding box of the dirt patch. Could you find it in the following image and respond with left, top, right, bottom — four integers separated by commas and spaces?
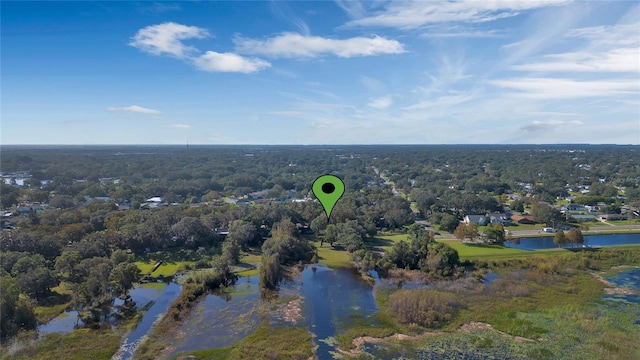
282, 297, 303, 323
338, 321, 537, 356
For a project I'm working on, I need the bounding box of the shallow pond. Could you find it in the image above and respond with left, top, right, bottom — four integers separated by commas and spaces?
605, 267, 640, 291
300, 265, 379, 360
170, 276, 263, 355
37, 311, 84, 337
505, 233, 640, 250
112, 282, 182, 360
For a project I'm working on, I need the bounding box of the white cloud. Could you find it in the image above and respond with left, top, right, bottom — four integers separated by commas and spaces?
130, 22, 272, 74
193, 51, 270, 73
107, 105, 161, 115
129, 22, 209, 58
167, 124, 190, 129
367, 96, 393, 109
234, 32, 405, 58
512, 48, 640, 73
489, 78, 639, 99
343, 0, 570, 30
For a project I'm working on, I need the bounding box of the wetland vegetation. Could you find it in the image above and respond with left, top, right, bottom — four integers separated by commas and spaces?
1, 144, 640, 359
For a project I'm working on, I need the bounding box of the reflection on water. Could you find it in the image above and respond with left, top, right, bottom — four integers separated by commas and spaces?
505, 233, 640, 250
300, 265, 379, 360
37, 311, 83, 337
605, 268, 640, 291
171, 276, 262, 355
112, 282, 182, 360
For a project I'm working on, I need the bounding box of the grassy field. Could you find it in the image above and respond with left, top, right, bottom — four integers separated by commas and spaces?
438, 239, 558, 259
2, 314, 143, 360
312, 234, 633, 266
606, 219, 640, 226
311, 240, 353, 268
134, 260, 195, 277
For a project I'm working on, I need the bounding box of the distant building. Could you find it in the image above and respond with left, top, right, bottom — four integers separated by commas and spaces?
598, 214, 626, 221
510, 214, 535, 224
464, 215, 488, 226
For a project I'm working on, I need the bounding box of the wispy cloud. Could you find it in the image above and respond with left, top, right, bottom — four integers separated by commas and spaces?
107, 105, 161, 115
512, 22, 640, 73
137, 2, 181, 14
266, 110, 308, 116
269, 1, 311, 35
129, 22, 209, 58
342, 0, 570, 30
489, 78, 638, 99
422, 28, 503, 38
234, 32, 405, 58
367, 96, 393, 109
520, 119, 583, 132
166, 124, 190, 129
193, 51, 270, 73
512, 48, 639, 73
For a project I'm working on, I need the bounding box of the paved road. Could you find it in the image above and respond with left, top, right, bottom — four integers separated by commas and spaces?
372, 166, 401, 196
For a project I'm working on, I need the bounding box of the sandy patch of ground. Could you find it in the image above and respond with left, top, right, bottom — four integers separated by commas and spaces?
338, 321, 537, 356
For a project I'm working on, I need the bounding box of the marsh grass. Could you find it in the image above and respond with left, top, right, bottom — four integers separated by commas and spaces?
175, 326, 314, 360
338, 248, 640, 358
4, 326, 128, 360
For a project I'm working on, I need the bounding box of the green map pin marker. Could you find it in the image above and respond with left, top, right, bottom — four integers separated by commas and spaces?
312, 175, 345, 222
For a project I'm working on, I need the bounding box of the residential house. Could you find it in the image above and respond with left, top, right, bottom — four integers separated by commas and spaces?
487, 212, 511, 226
464, 215, 488, 226
510, 214, 535, 224
598, 214, 626, 221
571, 214, 596, 222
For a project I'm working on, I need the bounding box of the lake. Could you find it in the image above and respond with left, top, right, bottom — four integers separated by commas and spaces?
505, 233, 640, 250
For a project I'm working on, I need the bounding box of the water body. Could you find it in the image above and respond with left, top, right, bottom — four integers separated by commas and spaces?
605, 267, 640, 291
170, 277, 262, 355
505, 233, 640, 250
37, 311, 84, 337
603, 267, 640, 306
300, 265, 379, 360
112, 282, 182, 360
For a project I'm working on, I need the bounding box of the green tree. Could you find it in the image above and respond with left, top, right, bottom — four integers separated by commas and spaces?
0, 276, 37, 339
439, 214, 460, 233
553, 229, 567, 247
532, 202, 563, 226
109, 262, 140, 297
483, 223, 505, 244
55, 250, 82, 282
566, 228, 584, 248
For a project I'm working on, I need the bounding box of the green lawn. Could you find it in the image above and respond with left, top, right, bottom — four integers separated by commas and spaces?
605, 219, 640, 226
505, 223, 545, 231
135, 260, 195, 277
437, 239, 569, 259
370, 235, 565, 260
311, 240, 352, 268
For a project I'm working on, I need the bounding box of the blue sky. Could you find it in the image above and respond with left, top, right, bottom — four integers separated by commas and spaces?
2, 0, 639, 145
